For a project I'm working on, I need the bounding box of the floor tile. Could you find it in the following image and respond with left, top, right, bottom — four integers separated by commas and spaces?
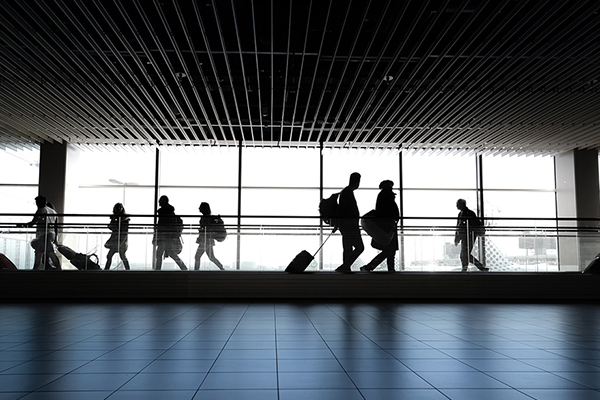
418, 371, 509, 389
278, 371, 355, 389
361, 388, 452, 400
211, 359, 276, 372
521, 389, 600, 400
200, 372, 277, 389
142, 359, 215, 373
279, 389, 364, 400
2, 303, 600, 399
461, 359, 542, 372
19, 392, 113, 400
37, 373, 134, 391
486, 371, 587, 389
402, 359, 477, 372
73, 359, 152, 373
0, 374, 63, 392
439, 389, 535, 400
347, 371, 433, 389
107, 390, 196, 400
337, 358, 410, 372
120, 373, 206, 390
193, 389, 278, 400
553, 372, 600, 389
4, 360, 88, 374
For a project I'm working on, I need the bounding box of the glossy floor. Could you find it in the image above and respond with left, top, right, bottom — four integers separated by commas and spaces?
1, 302, 600, 399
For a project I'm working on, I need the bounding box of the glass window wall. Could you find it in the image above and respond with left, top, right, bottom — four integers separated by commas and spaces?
402, 153, 477, 271
0, 147, 39, 270
241, 147, 320, 271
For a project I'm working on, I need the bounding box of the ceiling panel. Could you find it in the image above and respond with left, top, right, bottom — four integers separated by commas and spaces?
0, 0, 599, 154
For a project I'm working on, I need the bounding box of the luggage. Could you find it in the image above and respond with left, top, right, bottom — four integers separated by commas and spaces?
209, 215, 227, 242
57, 245, 101, 270
583, 253, 600, 274
0, 253, 18, 270
361, 210, 395, 247
319, 193, 340, 228
286, 250, 315, 273
285, 232, 334, 273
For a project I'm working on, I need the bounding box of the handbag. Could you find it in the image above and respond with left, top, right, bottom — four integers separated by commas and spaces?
361, 210, 395, 246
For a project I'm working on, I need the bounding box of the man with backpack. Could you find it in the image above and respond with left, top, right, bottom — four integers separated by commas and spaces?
19, 195, 62, 270
335, 172, 364, 272
454, 198, 489, 272
154, 195, 187, 270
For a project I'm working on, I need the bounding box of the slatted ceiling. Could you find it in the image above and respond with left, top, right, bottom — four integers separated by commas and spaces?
0, 1, 599, 155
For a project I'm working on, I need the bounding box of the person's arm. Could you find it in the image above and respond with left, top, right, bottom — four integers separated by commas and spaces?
17, 211, 41, 228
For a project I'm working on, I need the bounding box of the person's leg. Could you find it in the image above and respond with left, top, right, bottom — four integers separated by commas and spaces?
105, 249, 116, 270
166, 250, 187, 270
468, 235, 486, 270
119, 249, 130, 270
155, 245, 164, 270
386, 251, 396, 272
206, 245, 224, 270
33, 250, 43, 270
194, 246, 205, 270
48, 250, 61, 270
362, 251, 386, 271
459, 238, 469, 271
346, 225, 364, 267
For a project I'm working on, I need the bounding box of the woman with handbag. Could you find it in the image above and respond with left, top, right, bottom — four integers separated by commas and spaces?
360, 180, 400, 272
104, 203, 131, 270
194, 202, 224, 271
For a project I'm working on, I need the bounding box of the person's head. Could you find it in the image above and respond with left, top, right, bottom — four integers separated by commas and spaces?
349, 172, 361, 189
113, 202, 125, 215
199, 202, 211, 215
456, 198, 467, 211
35, 195, 47, 208
158, 195, 169, 207
379, 180, 393, 190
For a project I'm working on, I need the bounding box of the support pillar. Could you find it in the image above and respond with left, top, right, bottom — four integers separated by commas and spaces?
38, 142, 68, 214
555, 149, 600, 271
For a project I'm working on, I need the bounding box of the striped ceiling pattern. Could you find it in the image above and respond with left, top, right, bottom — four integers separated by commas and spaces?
1, 0, 599, 155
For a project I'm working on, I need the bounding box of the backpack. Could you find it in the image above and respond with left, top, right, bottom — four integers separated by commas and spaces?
474, 216, 486, 236
319, 193, 339, 226
209, 215, 227, 242
172, 214, 184, 236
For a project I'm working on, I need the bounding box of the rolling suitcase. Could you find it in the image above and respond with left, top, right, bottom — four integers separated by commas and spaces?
285, 231, 334, 273
0, 253, 18, 270
583, 253, 600, 274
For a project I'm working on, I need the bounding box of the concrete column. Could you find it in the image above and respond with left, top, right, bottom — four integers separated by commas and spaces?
555, 149, 600, 271
38, 142, 68, 214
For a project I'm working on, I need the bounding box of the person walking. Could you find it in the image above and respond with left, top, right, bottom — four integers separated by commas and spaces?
335, 172, 364, 272
154, 195, 187, 270
454, 198, 489, 272
19, 195, 61, 270
104, 203, 131, 270
361, 180, 400, 272
194, 202, 225, 271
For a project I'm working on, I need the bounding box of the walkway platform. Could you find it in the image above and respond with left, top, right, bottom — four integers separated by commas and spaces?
1, 271, 598, 301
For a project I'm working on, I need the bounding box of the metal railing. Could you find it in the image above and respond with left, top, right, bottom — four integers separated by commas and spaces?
1, 213, 598, 272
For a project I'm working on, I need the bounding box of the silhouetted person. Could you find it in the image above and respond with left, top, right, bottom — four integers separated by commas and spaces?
194, 202, 224, 271
19, 195, 61, 270
335, 172, 364, 272
454, 198, 488, 272
154, 195, 187, 270
104, 203, 131, 270
361, 180, 400, 272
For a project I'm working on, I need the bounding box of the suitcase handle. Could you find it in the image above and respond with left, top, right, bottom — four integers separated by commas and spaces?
312, 230, 335, 258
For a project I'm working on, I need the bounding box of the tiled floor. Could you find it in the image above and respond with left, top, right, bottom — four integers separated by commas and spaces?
1, 303, 600, 400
